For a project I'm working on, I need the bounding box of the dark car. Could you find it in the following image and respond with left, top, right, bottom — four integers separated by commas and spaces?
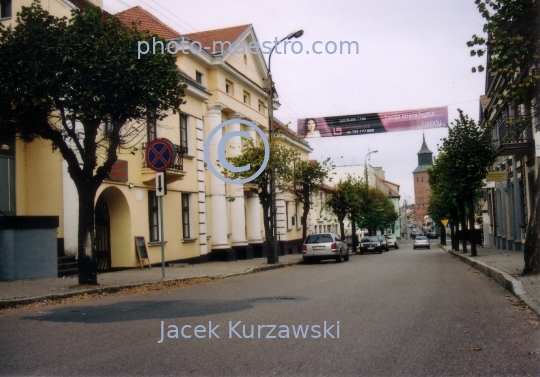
377, 235, 390, 251
360, 236, 383, 254
410, 231, 417, 239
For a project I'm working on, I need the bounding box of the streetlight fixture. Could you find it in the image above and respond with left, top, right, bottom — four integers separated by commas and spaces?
266, 29, 304, 264
364, 150, 378, 184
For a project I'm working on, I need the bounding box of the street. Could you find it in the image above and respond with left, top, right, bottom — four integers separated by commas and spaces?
1, 241, 539, 376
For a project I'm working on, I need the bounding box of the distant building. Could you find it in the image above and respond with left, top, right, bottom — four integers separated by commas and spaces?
412, 135, 433, 229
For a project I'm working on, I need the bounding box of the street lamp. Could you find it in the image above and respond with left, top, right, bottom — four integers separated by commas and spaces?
266, 29, 304, 264
364, 150, 378, 184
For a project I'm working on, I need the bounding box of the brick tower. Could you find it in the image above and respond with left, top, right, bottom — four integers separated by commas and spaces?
412, 134, 433, 229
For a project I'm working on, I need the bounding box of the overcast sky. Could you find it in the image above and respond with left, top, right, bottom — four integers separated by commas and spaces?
105, 0, 487, 203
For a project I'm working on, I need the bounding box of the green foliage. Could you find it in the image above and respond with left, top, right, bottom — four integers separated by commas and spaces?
0, 1, 186, 185
468, 0, 540, 111
325, 175, 362, 225
356, 187, 398, 234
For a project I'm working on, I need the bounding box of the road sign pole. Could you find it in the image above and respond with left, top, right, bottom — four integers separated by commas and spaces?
160, 194, 165, 279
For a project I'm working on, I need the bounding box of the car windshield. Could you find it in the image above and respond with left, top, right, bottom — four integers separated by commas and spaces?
305, 234, 333, 244
361, 237, 379, 242
416, 236, 428, 240
385, 235, 394, 239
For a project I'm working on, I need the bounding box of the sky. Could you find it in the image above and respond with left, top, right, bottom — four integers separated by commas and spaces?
105, 0, 488, 204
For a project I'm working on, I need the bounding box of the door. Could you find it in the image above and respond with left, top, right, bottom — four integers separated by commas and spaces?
95, 196, 111, 271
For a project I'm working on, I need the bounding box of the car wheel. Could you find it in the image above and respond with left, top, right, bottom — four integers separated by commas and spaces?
428, 246, 431, 249
395, 244, 399, 249
378, 248, 382, 254
336, 251, 343, 263
344, 250, 350, 261
303, 257, 310, 264
413, 247, 416, 250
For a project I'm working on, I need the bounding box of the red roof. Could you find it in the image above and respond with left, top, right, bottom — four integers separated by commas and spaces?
185, 24, 251, 54
115, 6, 181, 39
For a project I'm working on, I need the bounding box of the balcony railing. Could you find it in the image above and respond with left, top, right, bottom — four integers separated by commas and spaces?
495, 115, 535, 156
142, 142, 187, 172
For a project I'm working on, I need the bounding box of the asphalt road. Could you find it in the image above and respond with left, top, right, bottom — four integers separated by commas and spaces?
1, 241, 539, 376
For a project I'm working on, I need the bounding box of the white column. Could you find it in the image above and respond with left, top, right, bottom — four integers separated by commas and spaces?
206, 103, 229, 250
228, 113, 248, 247
246, 121, 264, 244
246, 192, 263, 243
195, 118, 207, 255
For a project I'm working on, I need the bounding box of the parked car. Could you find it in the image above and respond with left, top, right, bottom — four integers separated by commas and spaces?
410, 231, 417, 239
426, 231, 438, 239
302, 233, 349, 263
384, 234, 399, 249
360, 236, 383, 254
413, 236, 430, 249
377, 235, 390, 251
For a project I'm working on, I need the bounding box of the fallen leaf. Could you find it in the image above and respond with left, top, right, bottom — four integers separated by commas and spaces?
470, 347, 482, 351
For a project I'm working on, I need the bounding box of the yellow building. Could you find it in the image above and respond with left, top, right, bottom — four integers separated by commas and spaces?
1, 0, 313, 273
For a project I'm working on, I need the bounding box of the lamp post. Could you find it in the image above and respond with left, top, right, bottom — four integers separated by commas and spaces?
266, 29, 304, 264
364, 150, 378, 184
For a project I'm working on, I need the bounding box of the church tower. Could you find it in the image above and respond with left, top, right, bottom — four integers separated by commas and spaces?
412, 134, 433, 229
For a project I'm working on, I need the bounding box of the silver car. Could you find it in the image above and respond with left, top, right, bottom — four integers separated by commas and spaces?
302, 233, 349, 263
413, 236, 430, 249
384, 234, 399, 249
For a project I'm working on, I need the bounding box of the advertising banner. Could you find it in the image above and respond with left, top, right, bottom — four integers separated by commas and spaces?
297, 106, 448, 138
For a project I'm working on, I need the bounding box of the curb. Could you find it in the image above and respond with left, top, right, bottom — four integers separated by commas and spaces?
0, 260, 302, 310
440, 243, 540, 316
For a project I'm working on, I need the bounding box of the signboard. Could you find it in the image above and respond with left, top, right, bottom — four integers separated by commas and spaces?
145, 138, 176, 172
135, 236, 151, 269
486, 171, 507, 182
155, 171, 167, 197
107, 160, 128, 182
441, 219, 449, 227
297, 106, 448, 138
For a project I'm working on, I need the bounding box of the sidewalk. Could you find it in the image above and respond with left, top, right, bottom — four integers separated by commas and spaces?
439, 243, 540, 316
0, 254, 303, 309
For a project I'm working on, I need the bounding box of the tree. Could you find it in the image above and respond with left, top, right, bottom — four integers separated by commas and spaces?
286, 158, 333, 241
225, 137, 298, 264
357, 187, 397, 237
469, 0, 540, 274
0, 2, 186, 284
435, 111, 497, 256
325, 175, 362, 243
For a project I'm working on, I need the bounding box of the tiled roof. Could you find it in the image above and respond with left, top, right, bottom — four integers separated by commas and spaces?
185, 24, 251, 54
115, 6, 181, 39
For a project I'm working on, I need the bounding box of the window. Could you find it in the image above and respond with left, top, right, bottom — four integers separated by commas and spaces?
286, 202, 290, 229
147, 111, 157, 143
243, 91, 251, 105
148, 191, 160, 242
0, 133, 15, 215
0, 0, 12, 19
195, 71, 203, 84
225, 79, 234, 95
180, 114, 188, 152
295, 202, 300, 229
182, 194, 191, 239
103, 119, 113, 138
258, 100, 265, 113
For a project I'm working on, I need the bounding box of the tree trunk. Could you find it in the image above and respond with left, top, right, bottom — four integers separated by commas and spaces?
261, 199, 276, 264
351, 218, 357, 253
523, 168, 539, 275
76, 184, 98, 285
468, 197, 477, 256
301, 200, 310, 241
459, 202, 468, 253
450, 222, 458, 250
339, 219, 345, 240
440, 223, 447, 246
